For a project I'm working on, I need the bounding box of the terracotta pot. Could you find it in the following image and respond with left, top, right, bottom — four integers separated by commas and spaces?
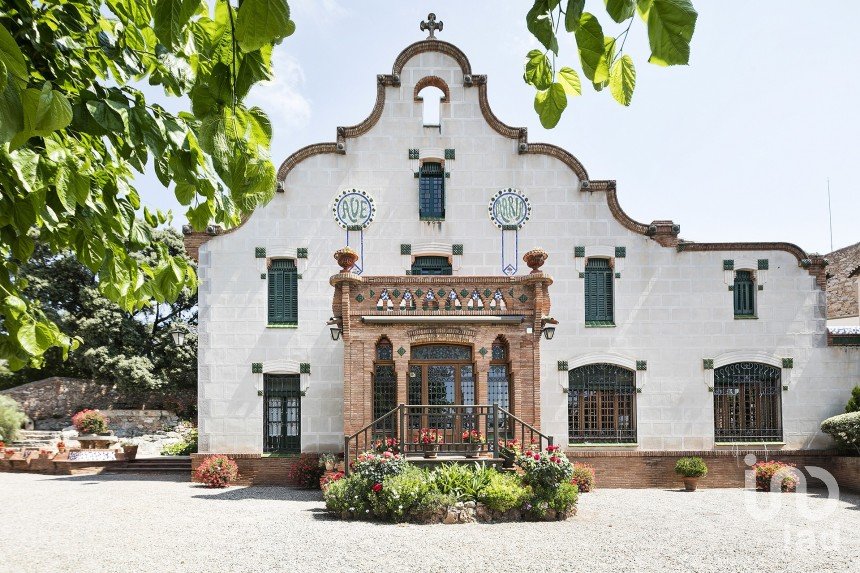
522, 248, 548, 274
423, 443, 439, 459
122, 445, 138, 462
683, 477, 699, 492
333, 247, 359, 273
465, 443, 482, 459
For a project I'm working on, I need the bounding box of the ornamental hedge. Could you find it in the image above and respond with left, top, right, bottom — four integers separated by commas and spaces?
820, 411, 860, 451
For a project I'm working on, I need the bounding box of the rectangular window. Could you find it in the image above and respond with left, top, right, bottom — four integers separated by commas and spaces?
584, 258, 614, 324
268, 259, 298, 325
263, 374, 301, 453
734, 270, 756, 317
418, 161, 444, 219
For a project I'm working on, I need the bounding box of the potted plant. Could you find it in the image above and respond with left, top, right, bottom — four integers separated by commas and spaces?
56, 441, 66, 453
4, 448, 16, 459
71, 409, 109, 435
675, 457, 708, 491
498, 439, 521, 469
319, 453, 337, 472
415, 428, 443, 458
38, 448, 52, 460
461, 429, 485, 458
120, 439, 138, 461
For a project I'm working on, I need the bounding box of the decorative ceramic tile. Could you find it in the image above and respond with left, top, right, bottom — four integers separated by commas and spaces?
758, 285, 764, 291
260, 273, 266, 279
300, 363, 311, 374
297, 248, 308, 259
452, 244, 464, 255
400, 244, 411, 255
518, 294, 528, 303
574, 246, 585, 258
703, 359, 714, 370
757, 259, 769, 270
557, 361, 568, 371
252, 362, 262, 373
478, 347, 488, 357
397, 347, 406, 357
615, 272, 621, 279
723, 259, 734, 270
444, 148, 455, 160
355, 294, 364, 302
615, 246, 626, 258
255, 247, 266, 258
782, 358, 793, 369
408, 148, 419, 159
636, 360, 647, 371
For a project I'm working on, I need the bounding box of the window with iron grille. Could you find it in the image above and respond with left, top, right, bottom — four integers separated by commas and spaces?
418, 161, 445, 219
733, 270, 756, 317
488, 337, 510, 435
584, 258, 613, 324
410, 256, 452, 276
714, 362, 782, 442
568, 364, 636, 443
268, 259, 298, 325
263, 374, 301, 453
373, 338, 396, 432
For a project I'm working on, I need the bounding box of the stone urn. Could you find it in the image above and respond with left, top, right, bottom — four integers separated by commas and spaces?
465, 443, 482, 459
122, 444, 139, 461
423, 443, 439, 459
334, 247, 359, 273
523, 248, 548, 274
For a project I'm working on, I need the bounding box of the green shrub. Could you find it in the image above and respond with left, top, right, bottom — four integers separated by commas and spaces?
547, 482, 579, 514
352, 450, 406, 484
324, 474, 372, 515
0, 395, 25, 443
432, 462, 495, 501
674, 456, 708, 478
410, 491, 456, 523
821, 411, 860, 450
161, 428, 198, 456
846, 386, 860, 413
381, 466, 433, 522
480, 472, 529, 512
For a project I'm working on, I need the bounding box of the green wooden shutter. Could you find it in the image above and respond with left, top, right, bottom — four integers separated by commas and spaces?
418, 162, 445, 219
268, 259, 298, 324
585, 258, 613, 324
411, 256, 452, 275
734, 271, 755, 316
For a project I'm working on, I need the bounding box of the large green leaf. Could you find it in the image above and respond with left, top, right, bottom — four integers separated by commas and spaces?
564, 0, 585, 31
533, 82, 567, 129
523, 50, 553, 90
235, 0, 294, 53
557, 67, 582, 95
609, 54, 636, 106
153, 0, 200, 49
0, 71, 22, 144
574, 13, 609, 83
0, 23, 27, 89
647, 0, 697, 66
526, 0, 560, 55
235, 47, 273, 100
605, 0, 635, 23
34, 83, 73, 134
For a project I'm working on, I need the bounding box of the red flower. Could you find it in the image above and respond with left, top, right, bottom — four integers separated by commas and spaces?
372, 482, 382, 492
383, 450, 393, 459
547, 445, 558, 452
550, 456, 559, 463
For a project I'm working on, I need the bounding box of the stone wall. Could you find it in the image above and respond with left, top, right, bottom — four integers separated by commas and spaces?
99, 410, 179, 437
826, 241, 860, 320
0, 377, 195, 430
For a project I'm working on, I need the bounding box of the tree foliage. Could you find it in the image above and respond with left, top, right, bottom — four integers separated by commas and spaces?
0, 229, 197, 394
523, 0, 697, 127
0, 0, 293, 369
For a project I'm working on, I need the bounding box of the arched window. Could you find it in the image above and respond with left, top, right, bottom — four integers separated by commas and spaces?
733, 271, 756, 317
268, 259, 298, 325
417, 85, 444, 126
489, 337, 511, 432
411, 255, 451, 275
373, 337, 396, 432
568, 364, 636, 443
584, 258, 613, 325
418, 161, 445, 220
714, 362, 782, 442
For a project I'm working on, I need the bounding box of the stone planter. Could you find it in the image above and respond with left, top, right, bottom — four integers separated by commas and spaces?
334, 247, 359, 273
77, 434, 118, 450
422, 443, 439, 459
523, 248, 548, 274
683, 477, 699, 492
122, 445, 138, 462
464, 443, 482, 459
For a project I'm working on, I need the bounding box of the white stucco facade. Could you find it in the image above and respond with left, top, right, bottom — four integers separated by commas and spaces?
194, 41, 859, 455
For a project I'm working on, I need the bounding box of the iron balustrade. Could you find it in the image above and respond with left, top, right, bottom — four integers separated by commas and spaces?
343, 404, 553, 475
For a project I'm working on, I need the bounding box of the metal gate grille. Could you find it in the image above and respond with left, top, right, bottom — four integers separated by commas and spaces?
714, 362, 782, 442
418, 161, 445, 219
264, 374, 301, 453
373, 365, 396, 432
568, 363, 636, 443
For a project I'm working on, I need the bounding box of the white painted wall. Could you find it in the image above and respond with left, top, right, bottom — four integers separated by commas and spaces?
196, 48, 860, 454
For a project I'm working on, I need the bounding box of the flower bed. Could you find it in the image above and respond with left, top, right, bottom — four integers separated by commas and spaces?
753, 461, 799, 492
324, 446, 578, 523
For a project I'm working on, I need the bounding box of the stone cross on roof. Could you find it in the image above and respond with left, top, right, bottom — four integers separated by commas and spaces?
420, 13, 443, 40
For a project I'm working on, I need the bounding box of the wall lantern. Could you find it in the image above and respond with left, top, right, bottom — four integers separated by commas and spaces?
169, 325, 196, 346
327, 317, 343, 341
541, 316, 558, 341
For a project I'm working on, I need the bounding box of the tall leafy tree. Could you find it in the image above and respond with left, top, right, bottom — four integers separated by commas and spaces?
0, 229, 197, 395
0, 0, 293, 369
523, 0, 698, 127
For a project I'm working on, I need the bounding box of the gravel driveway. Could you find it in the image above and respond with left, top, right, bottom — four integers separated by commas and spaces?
1, 472, 857, 573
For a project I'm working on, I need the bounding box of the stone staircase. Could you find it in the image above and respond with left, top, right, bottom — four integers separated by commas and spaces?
105, 456, 191, 475
10, 430, 62, 448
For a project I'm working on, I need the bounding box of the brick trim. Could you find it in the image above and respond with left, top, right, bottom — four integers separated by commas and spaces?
414, 75, 450, 102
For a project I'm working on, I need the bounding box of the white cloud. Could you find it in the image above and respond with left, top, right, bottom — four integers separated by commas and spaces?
290, 0, 350, 25
247, 51, 311, 131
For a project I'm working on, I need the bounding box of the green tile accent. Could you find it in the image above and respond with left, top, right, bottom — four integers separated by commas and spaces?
615, 246, 626, 258
615, 272, 621, 279
297, 273, 302, 280
508, 288, 514, 296
400, 244, 411, 255
260, 273, 266, 279
347, 225, 363, 231
408, 148, 419, 160
703, 359, 714, 370
723, 259, 734, 270
636, 388, 643, 394
636, 360, 647, 371
300, 362, 311, 374
518, 294, 528, 303
414, 171, 420, 178
355, 294, 364, 302
578, 272, 585, 278
397, 346, 406, 356
708, 387, 714, 393
728, 285, 734, 291
501, 224, 517, 231
437, 289, 446, 297
297, 248, 308, 259
251, 362, 262, 374
483, 289, 491, 298
478, 347, 488, 357
444, 148, 455, 160
460, 289, 469, 298
405, 270, 412, 275
782, 358, 793, 369
574, 246, 585, 258
557, 361, 568, 371
255, 247, 266, 258
369, 289, 375, 297
444, 172, 450, 179
392, 289, 401, 298
757, 259, 769, 270
257, 390, 263, 396
585, 321, 615, 327
758, 285, 764, 291
452, 244, 464, 255
415, 289, 423, 297
782, 385, 789, 391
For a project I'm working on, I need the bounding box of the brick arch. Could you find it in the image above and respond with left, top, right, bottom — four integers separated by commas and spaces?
413, 76, 449, 102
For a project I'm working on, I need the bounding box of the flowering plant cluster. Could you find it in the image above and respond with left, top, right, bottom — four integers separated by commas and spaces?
461, 430, 486, 444
352, 450, 406, 484
570, 462, 596, 493
517, 445, 573, 490
71, 409, 109, 434
288, 454, 325, 488
753, 460, 799, 492
371, 437, 400, 454
0, 441, 4, 449
194, 455, 239, 488
414, 429, 444, 445
318, 453, 338, 468
498, 439, 521, 459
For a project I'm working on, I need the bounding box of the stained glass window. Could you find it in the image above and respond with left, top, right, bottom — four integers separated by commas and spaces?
410, 344, 471, 361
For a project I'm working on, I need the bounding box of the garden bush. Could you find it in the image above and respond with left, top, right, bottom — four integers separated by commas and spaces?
195, 455, 239, 488
71, 409, 108, 434
324, 474, 372, 515
432, 462, 495, 501
674, 456, 708, 478
352, 450, 406, 483
480, 472, 529, 512
161, 428, 198, 455
821, 411, 860, 451
845, 386, 860, 413
288, 453, 325, 488
0, 395, 26, 443
753, 461, 799, 492
570, 462, 596, 492
380, 465, 433, 522
517, 445, 573, 490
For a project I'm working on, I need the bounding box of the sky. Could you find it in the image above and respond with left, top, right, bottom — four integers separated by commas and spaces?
138, 1, 860, 255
